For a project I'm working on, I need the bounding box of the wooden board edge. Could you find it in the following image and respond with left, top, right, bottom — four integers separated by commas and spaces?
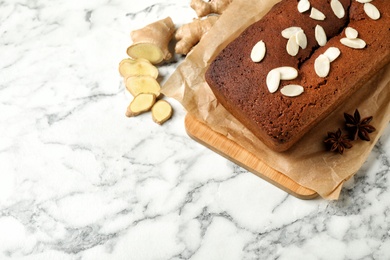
185, 114, 318, 200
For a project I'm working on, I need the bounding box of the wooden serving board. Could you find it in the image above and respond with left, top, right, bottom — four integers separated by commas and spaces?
185, 114, 318, 200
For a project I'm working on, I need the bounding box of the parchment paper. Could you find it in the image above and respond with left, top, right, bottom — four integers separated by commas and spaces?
162, 0, 390, 199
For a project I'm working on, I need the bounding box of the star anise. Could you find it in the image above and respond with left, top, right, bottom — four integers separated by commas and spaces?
324, 128, 353, 154
344, 109, 376, 141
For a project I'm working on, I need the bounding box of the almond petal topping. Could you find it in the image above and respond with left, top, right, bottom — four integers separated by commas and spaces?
331, 0, 345, 19
345, 27, 358, 39
295, 30, 307, 49
364, 3, 380, 20
323, 47, 341, 62
250, 40, 266, 62
286, 34, 299, 56
276, 66, 298, 80
297, 0, 311, 13
266, 69, 281, 93
314, 54, 331, 77
310, 7, 326, 20
340, 38, 366, 49
280, 84, 304, 97
356, 0, 372, 3
281, 27, 302, 39
315, 25, 327, 46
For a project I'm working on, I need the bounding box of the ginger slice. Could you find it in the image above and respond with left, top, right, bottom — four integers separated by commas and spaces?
151, 100, 173, 125
119, 58, 159, 79
127, 17, 175, 64
125, 75, 161, 97
125, 93, 156, 117
118, 58, 136, 77
119, 58, 136, 73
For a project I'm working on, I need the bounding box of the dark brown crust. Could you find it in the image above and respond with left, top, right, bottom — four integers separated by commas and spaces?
205, 0, 390, 152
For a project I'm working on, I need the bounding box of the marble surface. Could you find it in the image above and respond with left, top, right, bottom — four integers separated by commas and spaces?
1, 0, 390, 259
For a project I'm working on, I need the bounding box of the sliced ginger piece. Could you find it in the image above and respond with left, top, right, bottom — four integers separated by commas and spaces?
127, 17, 175, 64
151, 100, 173, 125
118, 58, 136, 77
125, 75, 161, 97
119, 58, 159, 79
125, 93, 156, 117
127, 43, 165, 65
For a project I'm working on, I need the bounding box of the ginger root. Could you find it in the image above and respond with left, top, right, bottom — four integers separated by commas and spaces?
152, 100, 173, 125
119, 58, 159, 79
190, 0, 233, 17
127, 17, 175, 64
125, 75, 161, 97
175, 16, 219, 55
126, 93, 157, 117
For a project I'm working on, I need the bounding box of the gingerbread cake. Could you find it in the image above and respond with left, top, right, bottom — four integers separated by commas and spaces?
205, 0, 390, 152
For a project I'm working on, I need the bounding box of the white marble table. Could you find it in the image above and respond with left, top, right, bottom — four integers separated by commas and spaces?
1, 0, 390, 259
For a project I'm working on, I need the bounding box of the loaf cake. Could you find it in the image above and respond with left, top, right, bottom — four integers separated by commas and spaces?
205, 0, 390, 152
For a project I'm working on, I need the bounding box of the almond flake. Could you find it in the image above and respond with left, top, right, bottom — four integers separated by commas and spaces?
250, 40, 266, 62
314, 54, 330, 77
345, 27, 358, 39
295, 30, 307, 49
266, 69, 281, 93
356, 0, 372, 3
280, 85, 304, 97
281, 27, 302, 39
340, 38, 366, 49
323, 47, 341, 62
287, 34, 299, 56
276, 66, 298, 80
315, 25, 327, 46
364, 3, 380, 20
297, 0, 310, 13
310, 7, 326, 20
330, 0, 345, 19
